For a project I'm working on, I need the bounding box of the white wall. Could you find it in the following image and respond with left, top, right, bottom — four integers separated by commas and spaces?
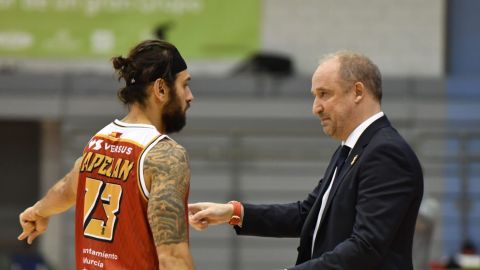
262, 0, 445, 76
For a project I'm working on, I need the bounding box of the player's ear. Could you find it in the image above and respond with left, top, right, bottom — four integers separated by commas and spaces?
153, 78, 168, 102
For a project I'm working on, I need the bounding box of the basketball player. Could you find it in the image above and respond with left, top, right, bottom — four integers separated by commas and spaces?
18, 40, 195, 270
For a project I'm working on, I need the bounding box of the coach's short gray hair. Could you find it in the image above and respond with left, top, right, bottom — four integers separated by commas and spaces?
320, 51, 382, 102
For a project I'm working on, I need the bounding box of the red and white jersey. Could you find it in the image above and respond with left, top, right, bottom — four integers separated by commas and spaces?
75, 119, 184, 270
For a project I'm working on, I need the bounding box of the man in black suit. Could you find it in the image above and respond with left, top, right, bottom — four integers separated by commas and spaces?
189, 51, 423, 270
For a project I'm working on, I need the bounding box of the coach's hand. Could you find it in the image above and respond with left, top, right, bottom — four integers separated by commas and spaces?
18, 206, 50, 244
188, 202, 235, 231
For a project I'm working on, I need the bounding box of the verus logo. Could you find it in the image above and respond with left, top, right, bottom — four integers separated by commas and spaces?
88, 139, 103, 150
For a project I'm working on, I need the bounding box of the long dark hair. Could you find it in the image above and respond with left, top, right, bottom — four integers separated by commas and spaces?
112, 40, 179, 106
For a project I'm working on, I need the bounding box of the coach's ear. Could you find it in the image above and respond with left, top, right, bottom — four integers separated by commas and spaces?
353, 81, 365, 103
153, 78, 169, 103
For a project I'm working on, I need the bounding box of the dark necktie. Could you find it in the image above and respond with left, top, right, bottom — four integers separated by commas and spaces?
318, 144, 351, 199
335, 145, 351, 175
311, 144, 351, 254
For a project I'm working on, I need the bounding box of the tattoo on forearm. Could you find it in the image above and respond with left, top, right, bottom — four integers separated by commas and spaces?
145, 139, 190, 246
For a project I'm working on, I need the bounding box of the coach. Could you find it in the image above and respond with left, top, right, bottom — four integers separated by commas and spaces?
189, 51, 424, 270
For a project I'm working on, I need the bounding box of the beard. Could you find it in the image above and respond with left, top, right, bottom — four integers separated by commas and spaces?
162, 90, 187, 134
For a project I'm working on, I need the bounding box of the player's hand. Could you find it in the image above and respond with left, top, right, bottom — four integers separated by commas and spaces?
18, 206, 49, 244
188, 202, 234, 231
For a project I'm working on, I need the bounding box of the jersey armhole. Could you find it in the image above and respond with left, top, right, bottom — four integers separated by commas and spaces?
138, 135, 168, 200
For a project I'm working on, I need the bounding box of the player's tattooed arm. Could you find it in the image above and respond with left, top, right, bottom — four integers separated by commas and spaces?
145, 139, 190, 244
144, 139, 194, 269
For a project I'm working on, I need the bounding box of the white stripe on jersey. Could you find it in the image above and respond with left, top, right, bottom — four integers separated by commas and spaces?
138, 135, 168, 198
100, 120, 161, 145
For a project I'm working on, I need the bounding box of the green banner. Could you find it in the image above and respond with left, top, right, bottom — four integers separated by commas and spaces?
0, 0, 260, 59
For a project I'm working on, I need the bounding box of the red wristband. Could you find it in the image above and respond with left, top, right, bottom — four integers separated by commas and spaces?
228, 201, 242, 226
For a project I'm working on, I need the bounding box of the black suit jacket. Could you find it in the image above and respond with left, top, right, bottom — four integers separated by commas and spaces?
235, 116, 423, 270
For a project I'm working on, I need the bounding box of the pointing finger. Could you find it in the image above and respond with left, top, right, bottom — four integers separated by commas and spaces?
18, 231, 30, 241
18, 221, 35, 239
27, 230, 41, 245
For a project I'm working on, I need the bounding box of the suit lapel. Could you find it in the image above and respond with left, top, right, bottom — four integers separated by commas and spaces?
319, 147, 364, 222
314, 116, 392, 238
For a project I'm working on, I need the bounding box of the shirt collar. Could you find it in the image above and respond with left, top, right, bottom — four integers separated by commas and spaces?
343, 111, 384, 149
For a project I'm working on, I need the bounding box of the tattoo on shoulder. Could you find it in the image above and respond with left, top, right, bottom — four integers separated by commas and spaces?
144, 139, 190, 246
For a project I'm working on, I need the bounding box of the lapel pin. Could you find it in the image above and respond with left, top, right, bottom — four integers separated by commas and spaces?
351, 155, 358, 165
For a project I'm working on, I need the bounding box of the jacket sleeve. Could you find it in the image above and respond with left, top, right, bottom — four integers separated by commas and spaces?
234, 179, 323, 238
289, 143, 423, 269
